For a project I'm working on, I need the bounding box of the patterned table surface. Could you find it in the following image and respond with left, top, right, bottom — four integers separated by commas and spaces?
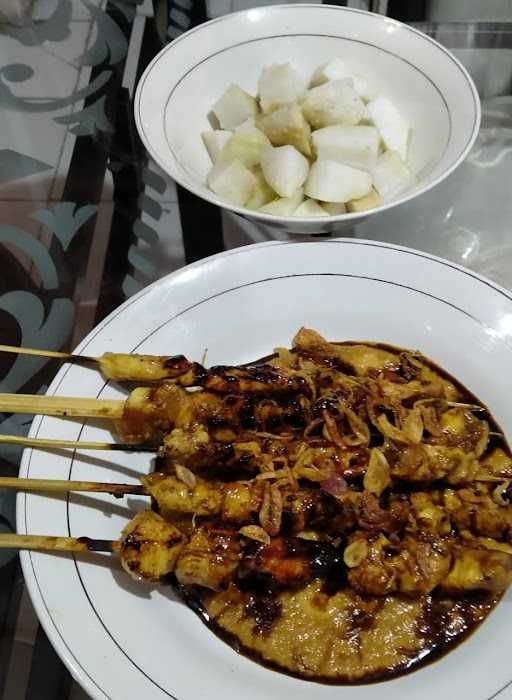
1, 1, 512, 697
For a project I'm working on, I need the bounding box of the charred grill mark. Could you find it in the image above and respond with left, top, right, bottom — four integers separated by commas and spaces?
240, 537, 345, 590
210, 368, 239, 384
346, 597, 384, 636
162, 355, 187, 368
244, 594, 283, 635
280, 509, 295, 534
163, 355, 191, 372
76, 537, 115, 552
399, 352, 422, 381
159, 356, 209, 385
204, 365, 311, 396
297, 350, 356, 376
109, 443, 155, 453
348, 607, 374, 633
239, 395, 257, 430
313, 395, 339, 416
287, 397, 310, 428
102, 484, 146, 497
122, 534, 143, 551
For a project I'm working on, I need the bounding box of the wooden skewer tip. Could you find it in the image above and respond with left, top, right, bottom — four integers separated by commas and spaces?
0, 344, 97, 365
0, 435, 155, 453
0, 476, 145, 497
0, 393, 124, 419
0, 533, 118, 554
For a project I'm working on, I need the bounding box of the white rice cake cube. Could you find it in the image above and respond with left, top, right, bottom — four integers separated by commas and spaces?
207, 159, 257, 205
371, 150, 415, 200
366, 95, 409, 161
302, 79, 365, 129
260, 145, 310, 198
305, 160, 372, 203
312, 125, 380, 170
212, 84, 258, 130
258, 63, 307, 114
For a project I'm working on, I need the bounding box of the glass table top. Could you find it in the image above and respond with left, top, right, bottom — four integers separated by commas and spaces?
1, 2, 511, 698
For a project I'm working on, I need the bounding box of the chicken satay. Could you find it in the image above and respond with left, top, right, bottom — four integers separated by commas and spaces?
116, 384, 249, 444
1, 339, 317, 393
345, 533, 512, 596
143, 472, 337, 535
144, 472, 262, 522
203, 365, 312, 396
2, 509, 239, 593
10, 472, 511, 548
0, 384, 311, 448
158, 423, 265, 474
118, 383, 268, 443
341, 486, 512, 542
292, 328, 461, 401
144, 472, 417, 539
379, 441, 481, 485
119, 512, 302, 591
11, 420, 485, 490
0, 384, 194, 446
118, 384, 311, 444
419, 403, 489, 455
98, 353, 204, 383
316, 442, 481, 489
121, 514, 342, 593
101, 350, 312, 394
411, 485, 512, 542
116, 384, 185, 444
159, 428, 309, 480
239, 536, 345, 587
439, 545, 512, 595
338, 482, 512, 543
293, 328, 401, 377
119, 510, 187, 582
0, 345, 195, 384
173, 525, 242, 591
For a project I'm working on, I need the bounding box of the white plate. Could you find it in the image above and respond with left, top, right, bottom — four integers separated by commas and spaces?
19, 239, 512, 700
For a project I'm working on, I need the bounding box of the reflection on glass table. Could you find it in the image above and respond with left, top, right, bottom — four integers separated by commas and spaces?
224, 21, 512, 293
358, 95, 512, 290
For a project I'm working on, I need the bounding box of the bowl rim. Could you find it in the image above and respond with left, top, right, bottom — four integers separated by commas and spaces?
134, 3, 481, 226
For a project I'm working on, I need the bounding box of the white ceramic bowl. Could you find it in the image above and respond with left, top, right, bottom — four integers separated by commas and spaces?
135, 4, 480, 234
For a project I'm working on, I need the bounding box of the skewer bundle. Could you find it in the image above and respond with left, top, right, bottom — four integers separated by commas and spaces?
2, 329, 512, 682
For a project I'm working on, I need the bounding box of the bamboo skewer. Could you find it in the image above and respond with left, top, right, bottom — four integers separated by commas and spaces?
0, 435, 155, 453
0, 533, 118, 553
0, 392, 502, 425
0, 432, 508, 487
0, 344, 194, 384
0, 344, 96, 366
0, 476, 145, 496
0, 393, 124, 419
